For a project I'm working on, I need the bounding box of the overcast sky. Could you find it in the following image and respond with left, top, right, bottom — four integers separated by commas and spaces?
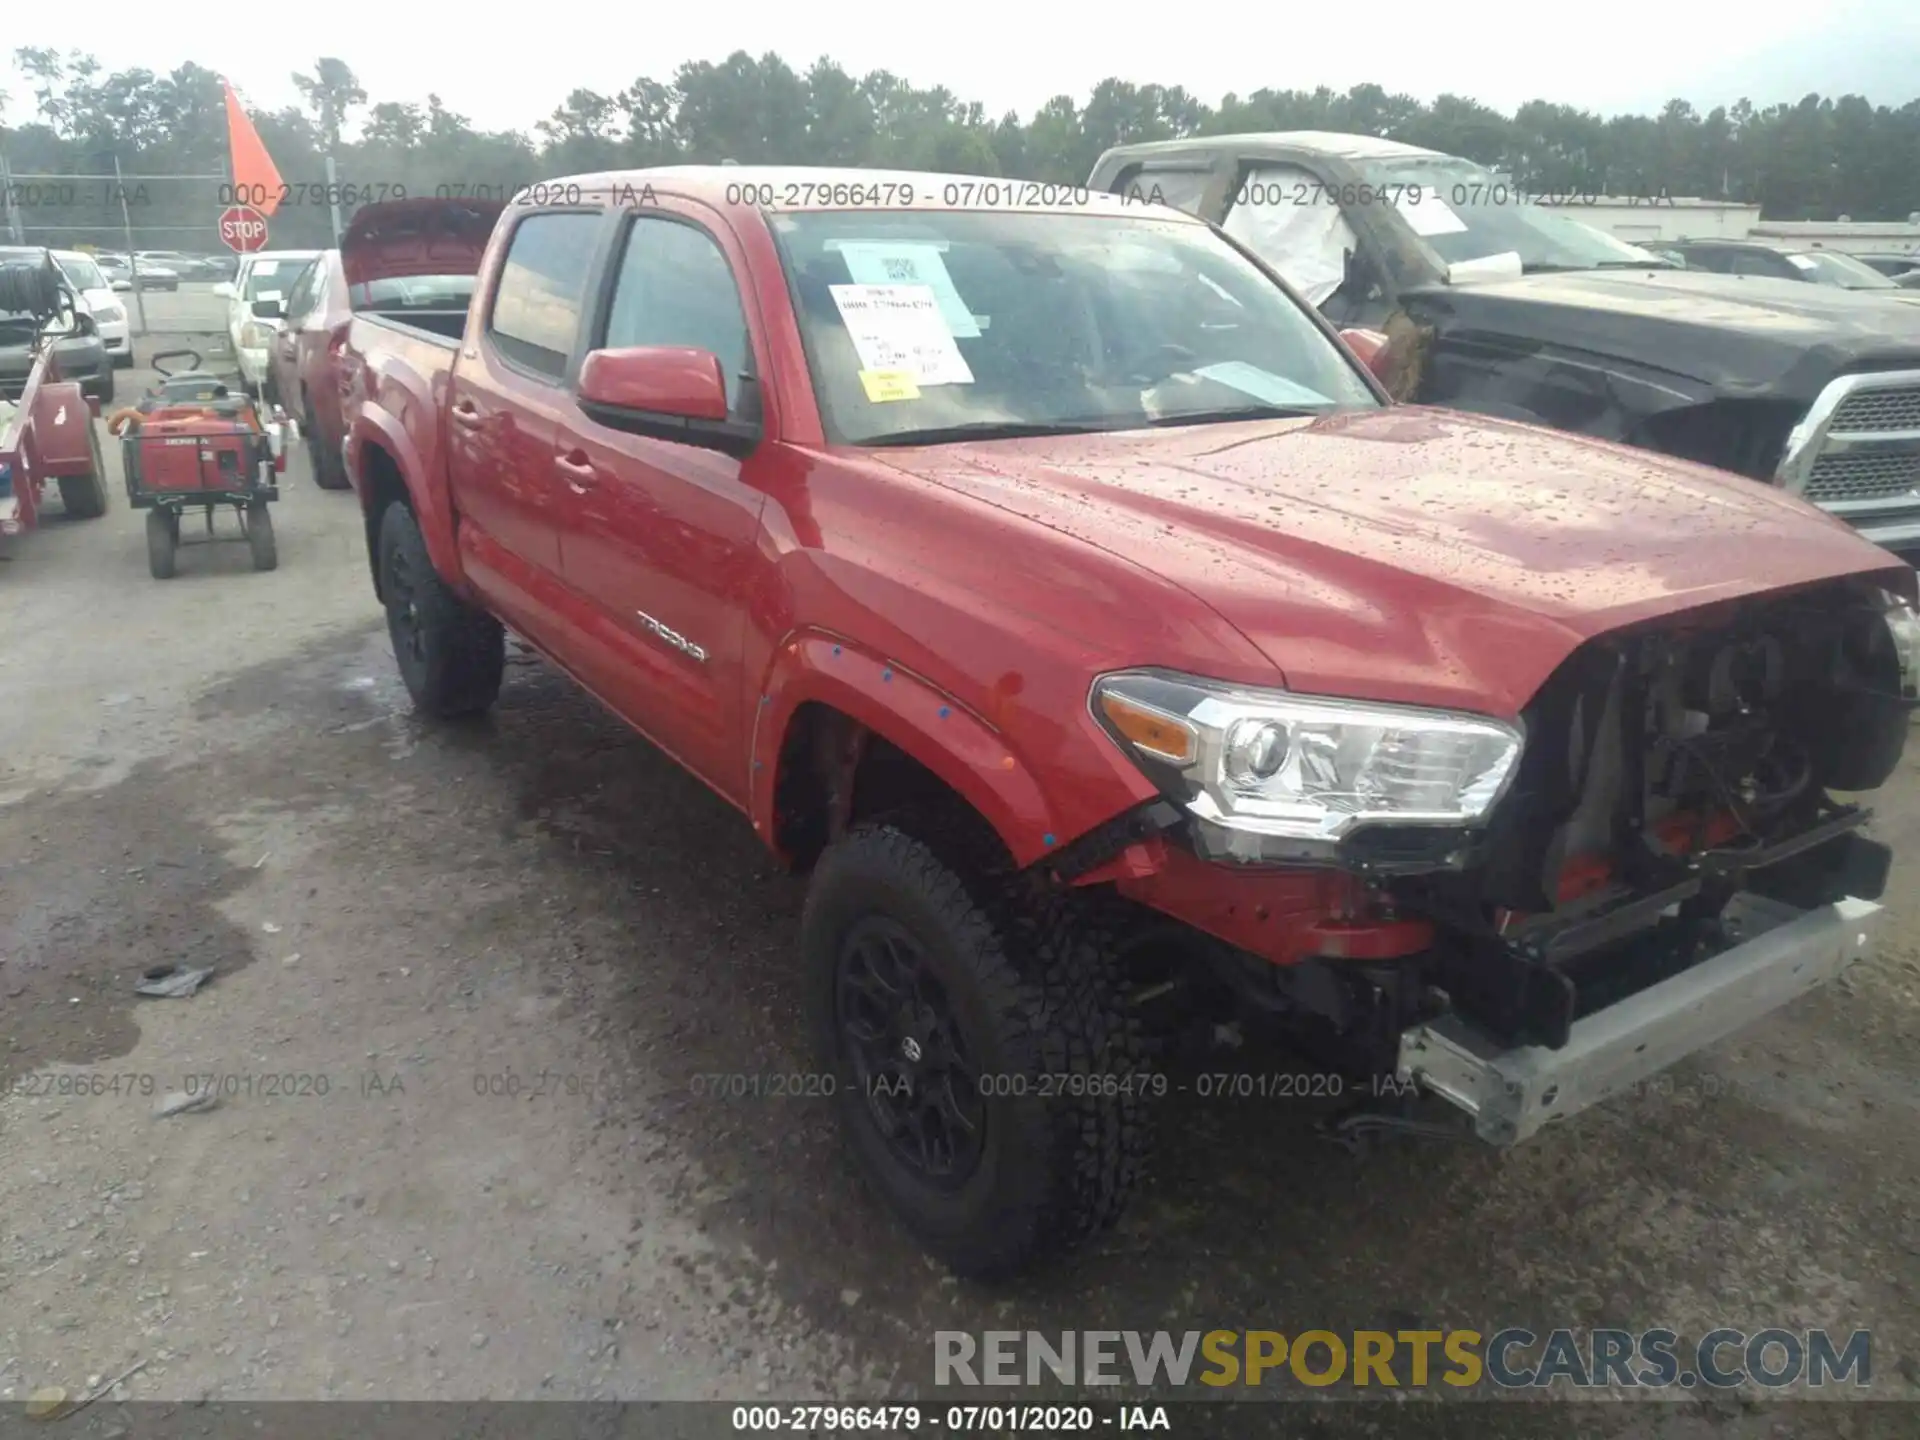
3, 1, 1916, 138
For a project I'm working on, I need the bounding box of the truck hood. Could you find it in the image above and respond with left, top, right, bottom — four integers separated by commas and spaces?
1406, 268, 1920, 405
340, 197, 505, 291
873, 407, 1909, 717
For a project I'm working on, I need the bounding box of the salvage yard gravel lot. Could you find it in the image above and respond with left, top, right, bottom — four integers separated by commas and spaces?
1, 344, 1917, 1437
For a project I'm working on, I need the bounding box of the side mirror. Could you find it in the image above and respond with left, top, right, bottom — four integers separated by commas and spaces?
213, 281, 235, 299
250, 297, 284, 320
1339, 327, 1393, 384
577, 346, 759, 457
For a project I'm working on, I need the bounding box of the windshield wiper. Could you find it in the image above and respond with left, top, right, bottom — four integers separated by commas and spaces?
858, 420, 1112, 448
1144, 404, 1321, 428
1594, 258, 1678, 270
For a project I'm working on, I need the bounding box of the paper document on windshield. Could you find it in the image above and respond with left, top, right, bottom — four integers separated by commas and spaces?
830, 284, 975, 387
836, 242, 981, 337
1390, 188, 1469, 237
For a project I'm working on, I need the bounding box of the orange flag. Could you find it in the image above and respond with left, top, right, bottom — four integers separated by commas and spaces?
223, 80, 284, 216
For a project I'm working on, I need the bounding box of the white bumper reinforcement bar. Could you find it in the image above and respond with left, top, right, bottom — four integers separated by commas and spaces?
1397, 893, 1883, 1145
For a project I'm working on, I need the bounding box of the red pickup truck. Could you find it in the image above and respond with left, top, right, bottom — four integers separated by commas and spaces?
338, 171, 1917, 1278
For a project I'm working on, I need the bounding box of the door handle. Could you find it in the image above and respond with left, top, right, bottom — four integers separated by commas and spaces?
555, 450, 597, 493
450, 402, 482, 430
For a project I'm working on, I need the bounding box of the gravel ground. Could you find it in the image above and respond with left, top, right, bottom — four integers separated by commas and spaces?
1, 342, 1916, 1437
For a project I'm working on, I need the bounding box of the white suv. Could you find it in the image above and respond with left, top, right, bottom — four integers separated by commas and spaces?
52, 250, 133, 368
216, 250, 321, 397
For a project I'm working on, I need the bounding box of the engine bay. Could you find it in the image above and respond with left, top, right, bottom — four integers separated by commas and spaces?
1403, 575, 1913, 1049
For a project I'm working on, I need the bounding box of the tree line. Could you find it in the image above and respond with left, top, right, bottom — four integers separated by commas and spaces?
3, 48, 1918, 252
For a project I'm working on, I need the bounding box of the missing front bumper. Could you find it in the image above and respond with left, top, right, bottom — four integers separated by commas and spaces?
1397, 892, 1883, 1145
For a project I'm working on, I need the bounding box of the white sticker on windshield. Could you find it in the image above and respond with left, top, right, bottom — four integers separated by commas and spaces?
1787, 253, 1817, 270
835, 242, 981, 338
1390, 189, 1469, 238
829, 284, 974, 387
1191, 363, 1332, 408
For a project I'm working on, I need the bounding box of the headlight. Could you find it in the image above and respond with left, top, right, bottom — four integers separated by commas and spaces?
97, 304, 125, 323
1091, 670, 1524, 863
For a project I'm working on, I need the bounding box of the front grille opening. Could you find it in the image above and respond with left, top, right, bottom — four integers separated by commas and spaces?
1831, 386, 1920, 433
1806, 449, 1920, 502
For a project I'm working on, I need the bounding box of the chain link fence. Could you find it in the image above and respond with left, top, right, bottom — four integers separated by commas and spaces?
0, 160, 353, 343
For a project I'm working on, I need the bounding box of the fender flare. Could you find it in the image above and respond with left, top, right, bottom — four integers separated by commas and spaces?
347, 403, 460, 584
30, 379, 95, 478
749, 632, 1064, 869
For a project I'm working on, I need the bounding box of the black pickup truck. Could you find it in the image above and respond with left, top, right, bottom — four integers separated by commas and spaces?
1091, 133, 1920, 562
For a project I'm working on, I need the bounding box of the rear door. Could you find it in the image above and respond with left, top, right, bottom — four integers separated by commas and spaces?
446, 207, 608, 642
271, 258, 321, 405
550, 203, 771, 795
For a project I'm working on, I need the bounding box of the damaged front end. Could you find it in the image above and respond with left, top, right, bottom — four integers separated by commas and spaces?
1083, 575, 1917, 1143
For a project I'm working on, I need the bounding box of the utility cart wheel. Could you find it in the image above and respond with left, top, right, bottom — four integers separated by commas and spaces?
803, 823, 1151, 1279
146, 508, 178, 579
246, 501, 278, 571
57, 421, 110, 520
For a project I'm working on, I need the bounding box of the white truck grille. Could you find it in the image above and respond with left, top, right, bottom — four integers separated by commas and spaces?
1777, 372, 1920, 547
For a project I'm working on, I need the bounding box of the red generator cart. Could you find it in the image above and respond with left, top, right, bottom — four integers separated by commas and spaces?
110, 349, 290, 579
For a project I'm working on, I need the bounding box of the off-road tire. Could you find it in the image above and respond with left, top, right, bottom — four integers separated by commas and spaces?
145, 508, 177, 579
57, 422, 110, 520
246, 501, 277, 571
305, 399, 350, 490
804, 823, 1151, 1278
376, 501, 504, 718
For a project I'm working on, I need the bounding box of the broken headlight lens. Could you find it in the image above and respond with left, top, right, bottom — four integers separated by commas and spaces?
1879, 590, 1920, 699
1092, 670, 1524, 859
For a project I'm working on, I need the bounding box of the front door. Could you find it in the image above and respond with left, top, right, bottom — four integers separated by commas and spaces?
552, 205, 768, 802
552, 207, 771, 798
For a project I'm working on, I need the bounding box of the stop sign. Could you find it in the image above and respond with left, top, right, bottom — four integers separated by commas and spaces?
218, 204, 270, 253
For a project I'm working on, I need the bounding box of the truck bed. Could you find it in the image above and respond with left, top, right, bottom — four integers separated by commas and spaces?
354, 309, 467, 345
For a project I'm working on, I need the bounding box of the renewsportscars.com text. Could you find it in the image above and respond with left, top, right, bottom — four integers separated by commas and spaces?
935, 1328, 1872, 1391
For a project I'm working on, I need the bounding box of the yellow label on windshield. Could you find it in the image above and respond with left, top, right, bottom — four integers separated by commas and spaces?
859, 369, 921, 403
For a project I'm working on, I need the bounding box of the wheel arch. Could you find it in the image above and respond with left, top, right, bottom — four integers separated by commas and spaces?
751, 634, 1064, 873
349, 406, 455, 603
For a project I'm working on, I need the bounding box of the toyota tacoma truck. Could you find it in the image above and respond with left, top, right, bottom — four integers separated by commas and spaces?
1090, 134, 1920, 563
337, 172, 1917, 1279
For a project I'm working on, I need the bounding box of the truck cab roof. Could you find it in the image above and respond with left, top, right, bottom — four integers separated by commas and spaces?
1096, 132, 1444, 164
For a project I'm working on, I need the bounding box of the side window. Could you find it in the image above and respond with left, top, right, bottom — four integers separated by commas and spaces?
1221, 163, 1361, 309
488, 211, 604, 379
284, 262, 320, 322
1112, 164, 1212, 217
600, 217, 751, 411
